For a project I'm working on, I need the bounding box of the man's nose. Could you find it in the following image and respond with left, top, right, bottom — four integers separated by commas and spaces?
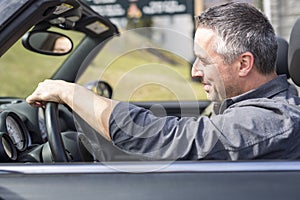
191, 65, 204, 78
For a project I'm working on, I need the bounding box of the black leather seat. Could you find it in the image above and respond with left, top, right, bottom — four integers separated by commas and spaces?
289, 17, 300, 86
276, 36, 290, 78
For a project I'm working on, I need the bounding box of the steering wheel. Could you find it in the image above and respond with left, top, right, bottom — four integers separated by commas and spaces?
45, 102, 68, 162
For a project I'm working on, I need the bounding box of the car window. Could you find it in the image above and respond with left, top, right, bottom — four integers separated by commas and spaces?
78, 28, 206, 102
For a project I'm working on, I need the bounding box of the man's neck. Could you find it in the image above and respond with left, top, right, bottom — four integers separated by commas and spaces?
242, 71, 277, 93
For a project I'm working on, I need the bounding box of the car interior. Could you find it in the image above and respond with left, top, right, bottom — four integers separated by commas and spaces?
0, 0, 299, 164
1, 1, 300, 199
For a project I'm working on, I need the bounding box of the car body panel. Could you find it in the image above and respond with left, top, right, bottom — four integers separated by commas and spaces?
1, 161, 300, 199
0, 0, 300, 199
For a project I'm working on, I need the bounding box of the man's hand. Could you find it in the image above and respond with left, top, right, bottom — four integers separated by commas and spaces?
26, 79, 74, 107
26, 79, 117, 141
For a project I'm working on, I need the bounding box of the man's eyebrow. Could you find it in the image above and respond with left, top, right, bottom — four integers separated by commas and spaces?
194, 51, 212, 64
194, 44, 212, 61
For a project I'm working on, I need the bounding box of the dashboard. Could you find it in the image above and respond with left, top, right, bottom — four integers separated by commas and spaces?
0, 98, 97, 163
0, 99, 35, 161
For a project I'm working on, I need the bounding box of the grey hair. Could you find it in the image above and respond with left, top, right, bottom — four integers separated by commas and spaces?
196, 2, 277, 75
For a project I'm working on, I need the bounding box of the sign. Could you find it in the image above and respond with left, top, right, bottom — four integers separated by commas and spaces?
84, 0, 194, 18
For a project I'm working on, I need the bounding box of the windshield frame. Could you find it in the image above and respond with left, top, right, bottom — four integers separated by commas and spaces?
0, 0, 33, 31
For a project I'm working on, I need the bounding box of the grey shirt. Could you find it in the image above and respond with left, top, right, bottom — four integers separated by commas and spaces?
109, 75, 300, 160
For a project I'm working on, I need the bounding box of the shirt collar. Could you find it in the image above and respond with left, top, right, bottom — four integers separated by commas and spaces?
218, 75, 289, 114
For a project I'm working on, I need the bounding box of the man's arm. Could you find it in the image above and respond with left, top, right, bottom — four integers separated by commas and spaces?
26, 79, 118, 141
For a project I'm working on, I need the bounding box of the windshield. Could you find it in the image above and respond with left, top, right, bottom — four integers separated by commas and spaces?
0, 28, 84, 98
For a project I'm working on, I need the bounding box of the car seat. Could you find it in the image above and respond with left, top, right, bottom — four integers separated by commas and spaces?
276, 36, 290, 78
288, 17, 300, 86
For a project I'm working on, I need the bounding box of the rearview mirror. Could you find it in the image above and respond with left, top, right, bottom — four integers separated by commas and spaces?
22, 31, 73, 56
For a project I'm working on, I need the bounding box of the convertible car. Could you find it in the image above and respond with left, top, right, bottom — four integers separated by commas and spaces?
1, 0, 300, 199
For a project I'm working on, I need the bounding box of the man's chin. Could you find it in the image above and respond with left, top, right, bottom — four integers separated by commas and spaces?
206, 93, 214, 101
207, 93, 223, 102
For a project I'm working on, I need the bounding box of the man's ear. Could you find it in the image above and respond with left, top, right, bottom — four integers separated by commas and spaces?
238, 52, 254, 77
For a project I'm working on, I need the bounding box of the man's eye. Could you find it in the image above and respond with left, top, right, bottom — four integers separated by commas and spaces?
201, 58, 211, 65
198, 59, 209, 66
194, 58, 203, 67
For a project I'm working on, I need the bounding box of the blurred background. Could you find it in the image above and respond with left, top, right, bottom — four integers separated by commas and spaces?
84, 0, 300, 64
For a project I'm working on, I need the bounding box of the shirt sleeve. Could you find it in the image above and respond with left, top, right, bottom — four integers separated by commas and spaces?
109, 101, 295, 160
109, 102, 226, 160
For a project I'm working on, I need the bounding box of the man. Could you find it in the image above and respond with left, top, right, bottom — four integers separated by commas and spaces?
26, 2, 300, 160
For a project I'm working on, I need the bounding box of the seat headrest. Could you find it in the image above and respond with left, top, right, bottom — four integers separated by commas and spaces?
276, 36, 289, 78
288, 17, 300, 86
